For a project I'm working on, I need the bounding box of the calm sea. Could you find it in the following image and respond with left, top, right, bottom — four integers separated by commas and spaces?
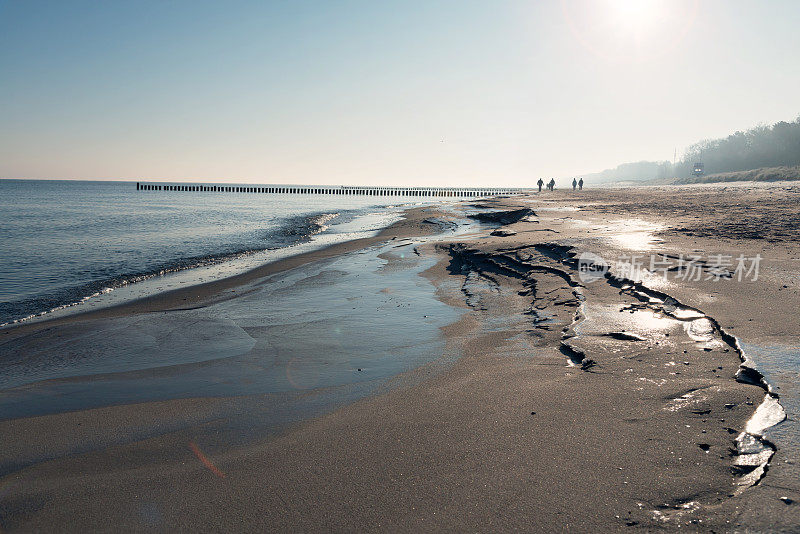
0, 179, 426, 325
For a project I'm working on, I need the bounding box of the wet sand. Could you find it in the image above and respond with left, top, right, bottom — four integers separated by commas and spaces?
520, 182, 800, 530
1, 186, 799, 531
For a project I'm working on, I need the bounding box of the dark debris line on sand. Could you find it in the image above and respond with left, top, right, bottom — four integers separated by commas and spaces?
559, 241, 783, 487
444, 231, 786, 510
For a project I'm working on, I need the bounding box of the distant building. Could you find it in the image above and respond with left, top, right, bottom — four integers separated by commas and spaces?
693, 162, 705, 176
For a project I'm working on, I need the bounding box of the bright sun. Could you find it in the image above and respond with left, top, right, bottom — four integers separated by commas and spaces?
561, 0, 698, 62
606, 0, 662, 28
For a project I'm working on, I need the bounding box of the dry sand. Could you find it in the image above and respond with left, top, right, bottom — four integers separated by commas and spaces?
1, 184, 798, 532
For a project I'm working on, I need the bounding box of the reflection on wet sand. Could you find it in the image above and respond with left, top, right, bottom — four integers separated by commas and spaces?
0, 238, 462, 431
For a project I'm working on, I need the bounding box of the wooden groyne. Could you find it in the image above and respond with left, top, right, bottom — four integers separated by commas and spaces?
135, 182, 529, 197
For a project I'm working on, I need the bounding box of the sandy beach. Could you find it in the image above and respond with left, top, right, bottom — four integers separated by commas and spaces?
1, 184, 799, 532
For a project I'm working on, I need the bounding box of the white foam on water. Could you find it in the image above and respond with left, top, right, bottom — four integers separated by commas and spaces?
745, 394, 786, 436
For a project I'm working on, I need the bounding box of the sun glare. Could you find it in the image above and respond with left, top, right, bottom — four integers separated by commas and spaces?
607, 0, 661, 28
561, 0, 699, 62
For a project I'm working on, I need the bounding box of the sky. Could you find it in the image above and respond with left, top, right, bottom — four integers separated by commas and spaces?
1, 0, 798, 187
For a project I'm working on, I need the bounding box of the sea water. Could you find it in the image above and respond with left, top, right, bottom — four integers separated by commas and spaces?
0, 179, 434, 325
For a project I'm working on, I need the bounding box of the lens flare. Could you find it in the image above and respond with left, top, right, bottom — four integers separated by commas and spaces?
188, 441, 226, 479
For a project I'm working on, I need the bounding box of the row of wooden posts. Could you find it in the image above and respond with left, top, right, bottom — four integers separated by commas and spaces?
135, 182, 526, 197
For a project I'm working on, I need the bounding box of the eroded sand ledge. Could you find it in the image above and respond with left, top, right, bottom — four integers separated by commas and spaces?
1, 187, 798, 531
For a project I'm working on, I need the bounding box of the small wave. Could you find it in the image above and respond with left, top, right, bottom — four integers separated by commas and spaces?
263, 212, 340, 248
0, 211, 343, 327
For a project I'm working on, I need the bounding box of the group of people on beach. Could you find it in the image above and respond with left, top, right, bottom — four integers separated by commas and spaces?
537, 177, 583, 192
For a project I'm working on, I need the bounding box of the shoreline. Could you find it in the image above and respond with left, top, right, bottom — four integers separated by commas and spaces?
1, 187, 797, 531
0, 205, 455, 342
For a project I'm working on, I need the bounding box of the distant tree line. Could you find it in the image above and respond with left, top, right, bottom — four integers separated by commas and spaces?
676, 115, 800, 176
581, 115, 800, 183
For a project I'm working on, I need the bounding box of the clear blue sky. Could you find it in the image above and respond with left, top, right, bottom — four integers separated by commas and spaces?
1, 0, 798, 186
